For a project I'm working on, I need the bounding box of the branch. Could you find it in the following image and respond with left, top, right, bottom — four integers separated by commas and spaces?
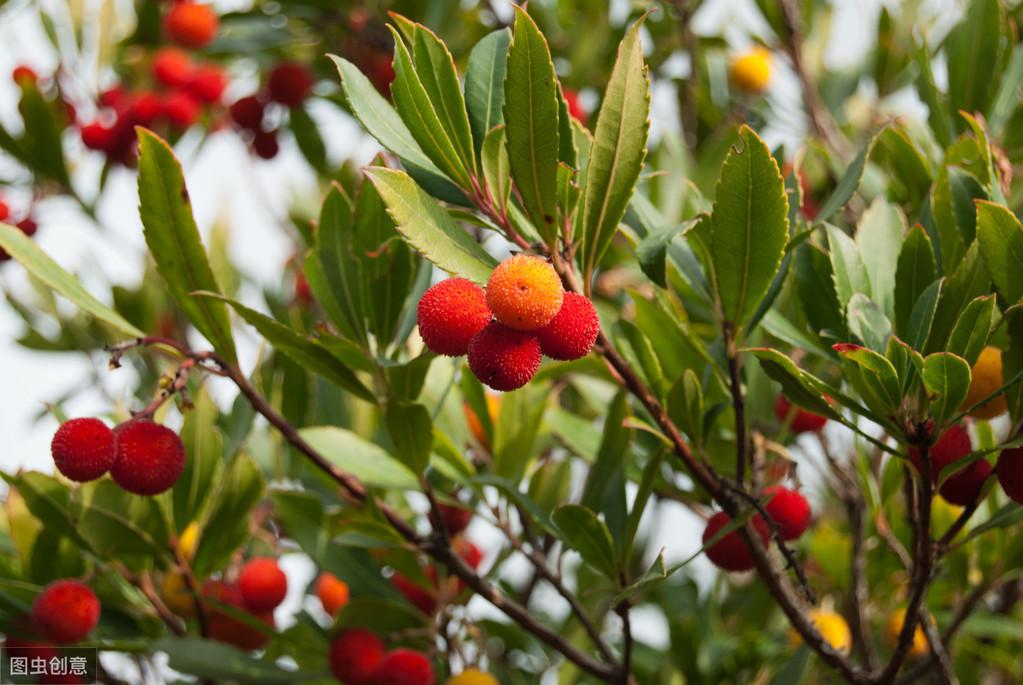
724, 326, 749, 485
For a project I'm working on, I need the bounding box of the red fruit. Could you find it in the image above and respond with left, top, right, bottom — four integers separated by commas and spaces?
125, 91, 163, 127
417, 278, 492, 357
375, 649, 435, 685
390, 572, 437, 614
329, 628, 386, 685
164, 2, 219, 49
110, 420, 185, 495
229, 95, 264, 130
940, 459, 991, 506
563, 88, 587, 125
702, 511, 770, 573
454, 538, 483, 570
266, 62, 314, 107
12, 65, 37, 86
81, 121, 114, 151
763, 486, 812, 540
0, 199, 8, 222
98, 85, 127, 109
467, 322, 541, 391
252, 129, 279, 159
162, 90, 201, 129
315, 572, 349, 616
437, 502, 472, 536
997, 446, 1023, 503
31, 580, 100, 644
774, 395, 828, 434
187, 64, 227, 103
204, 580, 274, 651
238, 558, 288, 613
535, 292, 600, 361
294, 270, 312, 304
369, 54, 395, 96
50, 417, 116, 483
17, 218, 37, 237
153, 48, 195, 88
909, 424, 989, 505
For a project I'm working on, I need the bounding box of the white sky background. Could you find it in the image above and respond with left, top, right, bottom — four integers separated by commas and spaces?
0, 0, 962, 659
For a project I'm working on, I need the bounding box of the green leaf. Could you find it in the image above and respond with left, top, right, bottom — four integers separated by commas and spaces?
636, 219, 697, 288
288, 105, 327, 174
922, 352, 972, 426
154, 637, 323, 683
906, 279, 942, 352
299, 426, 419, 489
465, 29, 510, 153
708, 127, 789, 330
315, 184, 366, 343
136, 129, 236, 362
76, 480, 170, 561
947, 295, 997, 366
872, 127, 932, 207
17, 83, 69, 186
481, 125, 511, 213
206, 295, 373, 401
834, 343, 903, 416
667, 369, 705, 447
795, 242, 847, 340
826, 224, 870, 308
770, 646, 811, 685
975, 200, 1023, 305
364, 167, 498, 283
504, 7, 560, 244
926, 241, 990, 352
578, 15, 650, 279
193, 455, 264, 576
385, 402, 433, 476
174, 389, 223, 529
748, 348, 841, 419
814, 140, 871, 224
894, 225, 937, 338
848, 294, 893, 353
552, 504, 619, 580
1, 472, 82, 545
946, 0, 1004, 121
580, 392, 629, 545
855, 198, 905, 318
914, 40, 953, 147
0, 224, 144, 338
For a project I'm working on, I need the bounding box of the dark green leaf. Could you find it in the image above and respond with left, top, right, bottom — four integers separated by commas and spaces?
465, 29, 510, 153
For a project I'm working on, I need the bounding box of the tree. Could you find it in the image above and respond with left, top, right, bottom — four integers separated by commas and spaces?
1, 0, 1023, 683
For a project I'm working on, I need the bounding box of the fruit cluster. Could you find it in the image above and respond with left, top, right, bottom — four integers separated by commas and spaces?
203, 557, 287, 650
702, 485, 812, 572
391, 535, 483, 616
416, 255, 600, 391
330, 629, 435, 685
50, 417, 185, 495
226, 61, 316, 160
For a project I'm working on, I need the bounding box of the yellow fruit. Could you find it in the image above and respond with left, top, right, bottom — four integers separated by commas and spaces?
486, 255, 564, 331
791, 609, 851, 654
177, 521, 200, 561
446, 669, 499, 685
464, 393, 501, 450
887, 608, 929, 657
730, 47, 773, 93
962, 346, 1008, 419
160, 571, 198, 618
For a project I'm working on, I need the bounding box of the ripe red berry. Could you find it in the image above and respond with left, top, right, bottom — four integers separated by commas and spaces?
940, 458, 991, 506
229, 95, 264, 130
81, 121, 114, 151
375, 649, 435, 685
110, 420, 185, 495
186, 64, 227, 103
315, 572, 349, 616
50, 417, 116, 482
467, 322, 541, 391
774, 395, 828, 433
763, 486, 811, 540
997, 446, 1023, 504
204, 580, 274, 651
702, 511, 770, 573
563, 88, 587, 124
390, 572, 437, 614
32, 580, 100, 644
164, 2, 219, 49
153, 48, 195, 88
252, 129, 280, 159
125, 91, 163, 127
436, 502, 472, 536
238, 558, 288, 613
535, 292, 600, 361
98, 85, 127, 109
12, 65, 37, 87
162, 90, 201, 129
909, 424, 989, 505
0, 198, 8, 222
329, 628, 386, 685
266, 62, 314, 107
16, 217, 37, 237
369, 54, 395, 96
417, 279, 492, 357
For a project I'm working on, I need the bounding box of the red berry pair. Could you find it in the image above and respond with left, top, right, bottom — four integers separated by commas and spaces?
330, 629, 435, 685
703, 487, 812, 573
390, 538, 483, 615
50, 417, 185, 495
908, 424, 991, 506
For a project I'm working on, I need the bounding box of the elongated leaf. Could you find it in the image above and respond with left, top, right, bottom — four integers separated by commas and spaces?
826, 224, 870, 307
174, 389, 223, 529
835, 343, 903, 415
364, 167, 497, 283
481, 125, 511, 212
976, 200, 1023, 305
795, 242, 847, 339
927, 241, 990, 352
848, 293, 893, 352
906, 279, 942, 351
136, 129, 236, 362
552, 504, 619, 580
667, 369, 705, 447
748, 348, 841, 419
300, 426, 419, 489
154, 637, 322, 683
709, 126, 789, 330
76, 480, 170, 560
894, 225, 937, 337
385, 402, 433, 476
814, 140, 871, 224
465, 29, 510, 152
316, 184, 366, 343
946, 0, 1004, 122
192, 455, 264, 576
856, 198, 905, 318
947, 295, 996, 366
914, 40, 953, 147
504, 8, 560, 243
578, 16, 650, 278
0, 224, 144, 338
923, 352, 972, 426
18, 84, 69, 185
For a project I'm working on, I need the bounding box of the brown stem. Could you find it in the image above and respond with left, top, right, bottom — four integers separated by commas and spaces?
725, 327, 748, 485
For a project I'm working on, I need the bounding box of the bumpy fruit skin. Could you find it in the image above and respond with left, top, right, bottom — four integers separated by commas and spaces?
774, 395, 828, 434
153, 48, 194, 88
996, 446, 1023, 504
238, 558, 288, 613
730, 47, 772, 93
963, 346, 1008, 419
329, 628, 386, 685
375, 649, 435, 685
315, 572, 349, 616
468, 322, 542, 391
160, 571, 197, 618
446, 669, 498, 685
32, 580, 100, 644
51, 417, 116, 482
486, 255, 564, 331
763, 486, 812, 540
267, 62, 314, 107
886, 608, 929, 657
204, 581, 274, 651
801, 610, 852, 654
702, 511, 769, 572
111, 420, 186, 495
535, 292, 600, 361
909, 424, 990, 505
229, 95, 265, 130
417, 278, 492, 356
164, 2, 219, 49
